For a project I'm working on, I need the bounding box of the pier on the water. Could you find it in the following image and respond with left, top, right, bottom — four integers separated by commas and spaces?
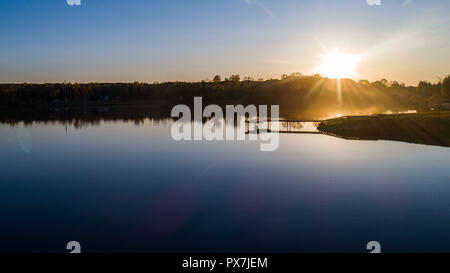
245, 119, 324, 134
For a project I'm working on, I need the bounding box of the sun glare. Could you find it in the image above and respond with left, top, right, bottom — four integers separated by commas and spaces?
317, 50, 360, 79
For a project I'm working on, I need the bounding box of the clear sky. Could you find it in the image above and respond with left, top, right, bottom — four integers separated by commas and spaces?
0, 0, 449, 85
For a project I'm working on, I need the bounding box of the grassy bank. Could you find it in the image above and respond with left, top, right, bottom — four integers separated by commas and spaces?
318, 112, 450, 147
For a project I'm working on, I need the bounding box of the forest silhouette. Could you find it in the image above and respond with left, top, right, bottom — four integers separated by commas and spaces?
1, 73, 449, 121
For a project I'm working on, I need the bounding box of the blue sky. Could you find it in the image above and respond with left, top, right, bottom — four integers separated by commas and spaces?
0, 0, 449, 85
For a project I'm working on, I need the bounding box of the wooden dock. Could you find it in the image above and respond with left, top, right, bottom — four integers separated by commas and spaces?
245, 119, 323, 123
245, 119, 324, 134
246, 129, 325, 135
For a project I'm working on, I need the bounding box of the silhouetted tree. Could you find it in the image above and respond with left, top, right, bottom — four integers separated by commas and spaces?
229, 74, 240, 82
358, 79, 370, 86
372, 79, 388, 90
418, 81, 436, 98
441, 75, 450, 99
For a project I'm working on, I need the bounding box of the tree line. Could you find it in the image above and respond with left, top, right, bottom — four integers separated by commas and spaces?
0, 74, 449, 119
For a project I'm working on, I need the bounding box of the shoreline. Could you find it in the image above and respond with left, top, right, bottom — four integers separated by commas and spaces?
318, 112, 450, 147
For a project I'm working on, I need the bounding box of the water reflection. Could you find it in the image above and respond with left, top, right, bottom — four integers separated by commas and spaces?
0, 119, 449, 252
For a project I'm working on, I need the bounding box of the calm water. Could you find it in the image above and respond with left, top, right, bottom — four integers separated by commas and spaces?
0, 119, 449, 253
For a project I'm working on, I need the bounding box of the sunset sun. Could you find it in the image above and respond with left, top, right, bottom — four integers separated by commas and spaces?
317, 50, 360, 79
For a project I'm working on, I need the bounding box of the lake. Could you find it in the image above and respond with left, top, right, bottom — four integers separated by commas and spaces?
0, 119, 449, 253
